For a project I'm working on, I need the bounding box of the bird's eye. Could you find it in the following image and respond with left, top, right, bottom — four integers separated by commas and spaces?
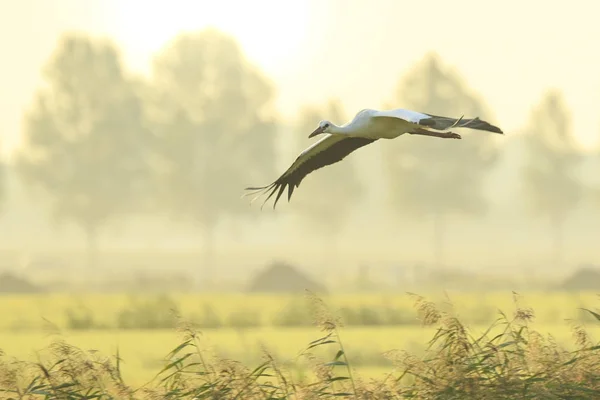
323, 123, 329, 128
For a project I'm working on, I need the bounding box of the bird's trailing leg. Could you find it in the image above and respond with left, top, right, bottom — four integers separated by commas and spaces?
409, 127, 461, 139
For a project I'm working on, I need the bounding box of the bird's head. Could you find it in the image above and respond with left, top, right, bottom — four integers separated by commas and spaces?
308, 120, 332, 138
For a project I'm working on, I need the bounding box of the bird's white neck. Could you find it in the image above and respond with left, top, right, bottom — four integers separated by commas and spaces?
327, 113, 368, 137
328, 123, 352, 135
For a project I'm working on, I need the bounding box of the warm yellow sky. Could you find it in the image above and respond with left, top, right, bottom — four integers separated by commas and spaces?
1, 0, 600, 158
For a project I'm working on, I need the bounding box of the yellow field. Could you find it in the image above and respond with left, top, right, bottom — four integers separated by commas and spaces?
1, 291, 599, 386
1, 291, 598, 329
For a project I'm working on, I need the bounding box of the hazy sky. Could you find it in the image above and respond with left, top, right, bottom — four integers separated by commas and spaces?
2, 0, 600, 158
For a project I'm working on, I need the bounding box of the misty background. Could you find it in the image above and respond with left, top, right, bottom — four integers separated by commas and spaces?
1, 0, 600, 294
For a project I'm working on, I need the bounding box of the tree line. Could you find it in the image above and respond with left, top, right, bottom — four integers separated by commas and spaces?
0, 29, 596, 270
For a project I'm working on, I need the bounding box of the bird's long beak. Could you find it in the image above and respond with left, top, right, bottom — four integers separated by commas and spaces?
308, 126, 325, 138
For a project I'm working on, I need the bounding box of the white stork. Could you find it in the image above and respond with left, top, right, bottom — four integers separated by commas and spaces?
244, 108, 503, 209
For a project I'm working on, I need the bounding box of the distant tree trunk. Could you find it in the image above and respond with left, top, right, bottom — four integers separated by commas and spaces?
326, 223, 339, 258
552, 213, 564, 269
200, 225, 216, 291
322, 234, 331, 273
323, 226, 339, 288
84, 224, 98, 270
432, 212, 445, 269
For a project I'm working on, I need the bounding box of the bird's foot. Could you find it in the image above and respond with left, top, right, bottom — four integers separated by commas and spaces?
445, 131, 461, 139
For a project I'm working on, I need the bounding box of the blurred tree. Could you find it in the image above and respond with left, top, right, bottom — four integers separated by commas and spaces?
521, 90, 582, 268
146, 29, 277, 284
290, 100, 364, 244
17, 34, 151, 268
0, 150, 5, 212
383, 53, 499, 269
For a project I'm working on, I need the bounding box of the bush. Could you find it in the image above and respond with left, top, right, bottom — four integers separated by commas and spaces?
339, 304, 418, 326
65, 305, 98, 330
116, 294, 179, 329
272, 298, 313, 327
191, 303, 223, 329
0, 272, 41, 293
384, 305, 417, 325
339, 306, 385, 326
227, 309, 261, 329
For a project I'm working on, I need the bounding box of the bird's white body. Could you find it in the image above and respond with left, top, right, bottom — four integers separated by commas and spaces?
297, 108, 428, 158
245, 107, 503, 209
335, 108, 431, 139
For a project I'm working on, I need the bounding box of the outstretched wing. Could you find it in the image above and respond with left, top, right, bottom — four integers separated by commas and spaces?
373, 108, 503, 134
244, 134, 377, 209
417, 113, 503, 134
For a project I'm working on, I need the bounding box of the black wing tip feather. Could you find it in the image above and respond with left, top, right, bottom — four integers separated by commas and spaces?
453, 117, 504, 135
243, 178, 297, 210
471, 117, 504, 134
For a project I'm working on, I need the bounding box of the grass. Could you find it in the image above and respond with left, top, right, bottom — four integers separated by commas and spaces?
0, 327, 438, 386
1, 291, 600, 399
3, 324, 600, 387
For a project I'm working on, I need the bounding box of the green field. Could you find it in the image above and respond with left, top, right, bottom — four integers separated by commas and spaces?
2, 291, 600, 388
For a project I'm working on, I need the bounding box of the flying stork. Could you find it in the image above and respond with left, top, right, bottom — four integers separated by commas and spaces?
244, 108, 503, 209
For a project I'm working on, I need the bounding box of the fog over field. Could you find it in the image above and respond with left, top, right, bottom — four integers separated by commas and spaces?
1, 1, 600, 398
